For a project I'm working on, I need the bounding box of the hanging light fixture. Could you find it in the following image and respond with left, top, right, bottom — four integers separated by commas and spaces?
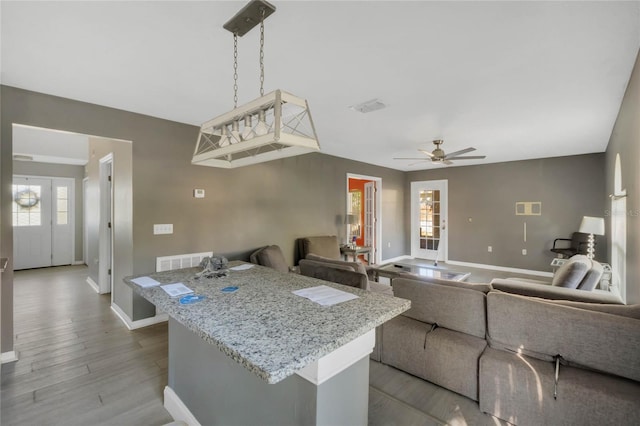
192, 0, 321, 169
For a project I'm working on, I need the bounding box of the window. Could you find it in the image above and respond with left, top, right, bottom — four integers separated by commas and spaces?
56, 186, 69, 225
12, 185, 42, 227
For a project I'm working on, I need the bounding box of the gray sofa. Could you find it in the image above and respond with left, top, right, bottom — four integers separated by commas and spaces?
374, 276, 640, 425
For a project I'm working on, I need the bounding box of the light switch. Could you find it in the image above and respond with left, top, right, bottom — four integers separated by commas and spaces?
154, 224, 173, 235
194, 189, 205, 198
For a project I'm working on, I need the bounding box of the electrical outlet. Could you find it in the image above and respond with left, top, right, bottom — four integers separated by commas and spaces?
154, 224, 173, 235
522, 249, 527, 255
488, 246, 492, 253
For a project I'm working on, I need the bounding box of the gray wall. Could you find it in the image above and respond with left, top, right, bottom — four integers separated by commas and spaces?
12, 161, 84, 263
0, 86, 405, 350
406, 154, 606, 272
605, 49, 640, 304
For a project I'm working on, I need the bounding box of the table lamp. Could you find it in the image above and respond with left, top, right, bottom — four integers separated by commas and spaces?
579, 216, 605, 260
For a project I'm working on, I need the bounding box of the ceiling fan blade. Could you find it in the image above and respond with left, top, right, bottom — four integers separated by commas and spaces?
446, 155, 486, 160
418, 149, 435, 158
408, 160, 429, 166
442, 160, 454, 165
443, 147, 475, 158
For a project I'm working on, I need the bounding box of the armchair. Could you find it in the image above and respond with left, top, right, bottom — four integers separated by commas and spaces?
550, 232, 591, 258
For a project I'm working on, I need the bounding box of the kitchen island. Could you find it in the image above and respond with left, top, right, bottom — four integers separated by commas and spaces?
124, 261, 410, 425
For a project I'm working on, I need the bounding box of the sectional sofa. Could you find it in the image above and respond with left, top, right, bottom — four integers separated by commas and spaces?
372, 276, 640, 425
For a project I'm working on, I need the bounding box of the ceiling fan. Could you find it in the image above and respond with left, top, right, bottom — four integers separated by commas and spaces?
394, 139, 486, 165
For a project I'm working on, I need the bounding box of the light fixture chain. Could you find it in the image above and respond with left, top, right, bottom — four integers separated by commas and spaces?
259, 8, 265, 97
233, 32, 238, 108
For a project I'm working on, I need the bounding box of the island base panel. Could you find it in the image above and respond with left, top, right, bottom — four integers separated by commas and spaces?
167, 318, 370, 426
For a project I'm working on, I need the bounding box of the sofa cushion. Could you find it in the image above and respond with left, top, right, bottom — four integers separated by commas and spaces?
256, 245, 289, 274
547, 299, 640, 319
486, 291, 640, 382
490, 279, 623, 304
424, 327, 487, 401
380, 315, 430, 379
306, 253, 367, 276
577, 259, 603, 291
249, 246, 266, 265
302, 236, 341, 260
479, 347, 640, 426
392, 278, 486, 339
551, 255, 590, 288
298, 259, 367, 290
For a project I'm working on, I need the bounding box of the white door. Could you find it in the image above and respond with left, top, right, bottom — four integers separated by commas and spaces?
411, 180, 448, 261
364, 182, 375, 248
12, 177, 53, 269
99, 157, 113, 294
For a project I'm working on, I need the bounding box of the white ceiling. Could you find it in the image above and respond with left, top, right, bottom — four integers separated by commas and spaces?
2, 1, 639, 171
12, 125, 89, 165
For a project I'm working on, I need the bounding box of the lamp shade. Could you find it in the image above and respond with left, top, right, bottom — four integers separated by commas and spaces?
579, 216, 605, 236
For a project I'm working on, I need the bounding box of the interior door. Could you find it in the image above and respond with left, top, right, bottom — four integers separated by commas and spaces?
12, 177, 53, 269
411, 180, 448, 261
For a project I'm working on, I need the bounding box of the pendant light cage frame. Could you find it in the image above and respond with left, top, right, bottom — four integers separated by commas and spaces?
192, 0, 320, 169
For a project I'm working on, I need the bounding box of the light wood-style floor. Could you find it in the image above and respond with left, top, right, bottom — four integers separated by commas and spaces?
2, 265, 507, 425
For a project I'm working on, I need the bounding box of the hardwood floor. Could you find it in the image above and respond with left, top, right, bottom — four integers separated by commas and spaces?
2, 265, 506, 425
1, 265, 172, 426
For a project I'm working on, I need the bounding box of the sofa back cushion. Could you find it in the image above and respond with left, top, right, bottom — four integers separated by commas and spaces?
392, 278, 486, 339
300, 236, 341, 260
551, 255, 591, 288
486, 291, 640, 382
306, 253, 367, 276
490, 279, 623, 304
396, 272, 491, 293
578, 259, 603, 291
256, 245, 289, 274
299, 259, 367, 290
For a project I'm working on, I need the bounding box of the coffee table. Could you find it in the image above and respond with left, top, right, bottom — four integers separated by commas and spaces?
374, 263, 470, 282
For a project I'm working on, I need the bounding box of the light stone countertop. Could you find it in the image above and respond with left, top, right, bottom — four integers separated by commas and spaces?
124, 261, 410, 384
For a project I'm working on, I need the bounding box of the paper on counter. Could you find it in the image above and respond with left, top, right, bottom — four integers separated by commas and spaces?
131, 276, 161, 288
161, 283, 194, 297
230, 263, 254, 271
292, 285, 359, 306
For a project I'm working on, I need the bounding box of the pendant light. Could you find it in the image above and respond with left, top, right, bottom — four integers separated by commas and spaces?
192, 0, 320, 169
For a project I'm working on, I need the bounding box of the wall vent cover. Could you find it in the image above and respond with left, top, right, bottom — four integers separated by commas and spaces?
156, 251, 213, 272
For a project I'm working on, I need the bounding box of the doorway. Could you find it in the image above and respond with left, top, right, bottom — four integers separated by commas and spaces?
99, 155, 113, 295
411, 180, 448, 261
346, 174, 382, 264
12, 175, 75, 270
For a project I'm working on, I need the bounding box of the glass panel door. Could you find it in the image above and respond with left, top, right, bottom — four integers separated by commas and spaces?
412, 180, 448, 261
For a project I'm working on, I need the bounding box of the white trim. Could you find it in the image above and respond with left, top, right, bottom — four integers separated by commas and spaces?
446, 259, 553, 278
347, 173, 383, 264
86, 276, 100, 293
1, 351, 18, 364
72, 260, 85, 265
164, 386, 202, 426
380, 255, 412, 264
295, 329, 374, 385
110, 303, 168, 330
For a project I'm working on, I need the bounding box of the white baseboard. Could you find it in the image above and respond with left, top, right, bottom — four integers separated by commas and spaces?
110, 303, 168, 330
86, 276, 100, 293
164, 386, 202, 426
72, 260, 85, 266
380, 255, 412, 264
446, 260, 553, 278
1, 350, 18, 364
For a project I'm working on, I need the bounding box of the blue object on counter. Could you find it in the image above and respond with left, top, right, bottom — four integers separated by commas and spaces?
221, 286, 239, 293
180, 294, 207, 304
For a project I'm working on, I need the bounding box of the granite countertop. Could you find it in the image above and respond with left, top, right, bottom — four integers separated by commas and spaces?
124, 261, 410, 384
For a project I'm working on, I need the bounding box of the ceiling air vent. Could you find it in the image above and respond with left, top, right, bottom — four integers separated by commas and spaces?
349, 98, 386, 113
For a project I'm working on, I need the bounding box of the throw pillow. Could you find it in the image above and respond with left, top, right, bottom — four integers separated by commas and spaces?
551, 256, 590, 288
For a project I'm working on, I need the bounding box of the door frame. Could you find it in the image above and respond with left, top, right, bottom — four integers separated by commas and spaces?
346, 173, 382, 265
411, 179, 448, 262
98, 154, 114, 297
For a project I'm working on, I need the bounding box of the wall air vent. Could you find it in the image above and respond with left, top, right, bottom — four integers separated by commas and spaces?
349, 99, 386, 113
